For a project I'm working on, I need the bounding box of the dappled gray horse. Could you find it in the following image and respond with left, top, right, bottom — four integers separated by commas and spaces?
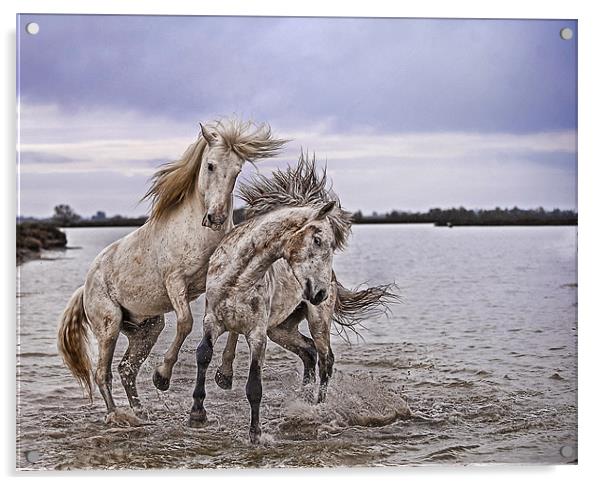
189, 157, 397, 443
189, 200, 342, 443
213, 157, 397, 402
58, 119, 286, 425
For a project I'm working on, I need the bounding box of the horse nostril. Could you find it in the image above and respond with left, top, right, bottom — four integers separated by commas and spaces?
314, 289, 327, 304
207, 213, 214, 224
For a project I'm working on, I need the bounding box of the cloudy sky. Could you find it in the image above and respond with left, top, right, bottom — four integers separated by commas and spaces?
17, 15, 577, 217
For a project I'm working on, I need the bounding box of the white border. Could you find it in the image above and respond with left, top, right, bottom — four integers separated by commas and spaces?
3, 0, 600, 483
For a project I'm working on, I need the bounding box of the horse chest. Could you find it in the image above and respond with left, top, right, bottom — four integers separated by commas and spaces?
207, 281, 269, 332
179, 232, 224, 297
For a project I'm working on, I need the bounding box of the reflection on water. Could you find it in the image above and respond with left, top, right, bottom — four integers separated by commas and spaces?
16, 224, 577, 469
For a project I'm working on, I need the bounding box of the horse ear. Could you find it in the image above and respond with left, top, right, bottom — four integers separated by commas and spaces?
199, 123, 219, 146
315, 201, 336, 220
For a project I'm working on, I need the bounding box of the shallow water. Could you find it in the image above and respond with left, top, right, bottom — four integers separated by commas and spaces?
16, 224, 577, 469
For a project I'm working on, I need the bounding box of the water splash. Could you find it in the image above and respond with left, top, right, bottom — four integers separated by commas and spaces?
276, 372, 411, 439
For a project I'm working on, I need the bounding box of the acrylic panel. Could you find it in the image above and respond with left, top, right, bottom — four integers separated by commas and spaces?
16, 14, 577, 470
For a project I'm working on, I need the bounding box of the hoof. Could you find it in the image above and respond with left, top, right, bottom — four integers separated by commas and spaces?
105, 408, 143, 427
249, 429, 262, 445
215, 368, 233, 390
188, 409, 208, 428
153, 369, 171, 391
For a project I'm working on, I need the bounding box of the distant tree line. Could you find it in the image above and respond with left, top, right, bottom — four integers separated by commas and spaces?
17, 205, 250, 228
45, 205, 147, 227
352, 207, 577, 226
17, 204, 577, 228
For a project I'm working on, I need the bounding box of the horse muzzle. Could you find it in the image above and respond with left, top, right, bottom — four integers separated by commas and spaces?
304, 279, 328, 305
202, 213, 225, 231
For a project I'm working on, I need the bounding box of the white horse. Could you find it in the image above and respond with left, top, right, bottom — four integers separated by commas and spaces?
57, 119, 286, 425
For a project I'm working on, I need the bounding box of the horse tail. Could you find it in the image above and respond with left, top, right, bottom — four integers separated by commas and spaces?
332, 275, 399, 335
57, 285, 93, 401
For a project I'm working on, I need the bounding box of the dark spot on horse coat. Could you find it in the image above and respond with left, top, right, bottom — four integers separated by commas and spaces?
250, 296, 260, 313
284, 231, 308, 262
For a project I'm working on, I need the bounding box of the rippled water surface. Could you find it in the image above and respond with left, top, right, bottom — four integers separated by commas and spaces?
16, 224, 577, 469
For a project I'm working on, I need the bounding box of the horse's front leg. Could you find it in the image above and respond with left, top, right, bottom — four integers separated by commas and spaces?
307, 285, 336, 403
189, 314, 224, 427
153, 274, 193, 391
307, 321, 331, 403
267, 304, 317, 385
214, 331, 239, 390
245, 328, 267, 444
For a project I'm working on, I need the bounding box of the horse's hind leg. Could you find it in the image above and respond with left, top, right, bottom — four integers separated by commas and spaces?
118, 315, 165, 416
84, 290, 123, 421
189, 314, 224, 427
215, 331, 239, 390
267, 304, 317, 384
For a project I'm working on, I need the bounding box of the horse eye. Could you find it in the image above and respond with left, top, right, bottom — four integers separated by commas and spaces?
207, 163, 215, 172
313, 236, 322, 247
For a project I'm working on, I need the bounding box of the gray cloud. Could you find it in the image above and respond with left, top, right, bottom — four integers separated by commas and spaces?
18, 16, 577, 133
19, 151, 76, 164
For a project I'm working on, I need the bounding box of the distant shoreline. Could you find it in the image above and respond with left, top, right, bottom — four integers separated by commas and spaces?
17, 206, 578, 230
55, 220, 577, 228
355, 220, 578, 227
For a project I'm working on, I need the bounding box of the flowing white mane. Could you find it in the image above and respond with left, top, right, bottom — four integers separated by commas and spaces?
143, 118, 288, 222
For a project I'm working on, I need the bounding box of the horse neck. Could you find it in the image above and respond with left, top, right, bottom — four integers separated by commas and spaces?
227, 207, 312, 289
180, 187, 234, 229
151, 189, 234, 263
224, 194, 234, 230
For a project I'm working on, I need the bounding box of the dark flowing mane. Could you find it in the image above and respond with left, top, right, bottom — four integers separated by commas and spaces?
143, 119, 287, 223
238, 153, 353, 250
